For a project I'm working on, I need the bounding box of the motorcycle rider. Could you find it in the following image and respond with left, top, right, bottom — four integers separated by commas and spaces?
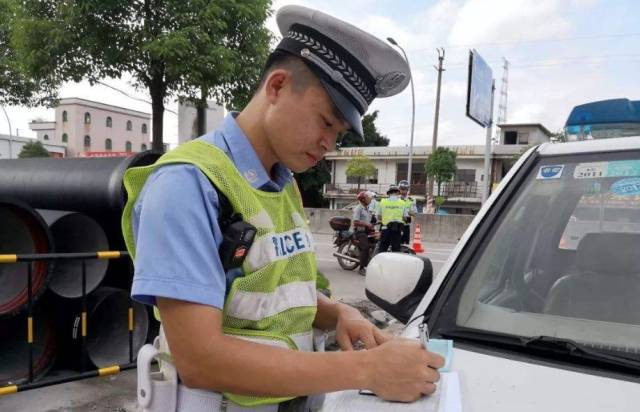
366, 191, 379, 225
377, 185, 408, 253
398, 180, 417, 245
353, 191, 374, 275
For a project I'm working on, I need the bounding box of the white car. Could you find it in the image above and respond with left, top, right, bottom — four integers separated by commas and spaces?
325, 137, 640, 411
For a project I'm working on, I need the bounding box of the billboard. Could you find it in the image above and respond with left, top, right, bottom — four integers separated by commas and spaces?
466, 50, 494, 127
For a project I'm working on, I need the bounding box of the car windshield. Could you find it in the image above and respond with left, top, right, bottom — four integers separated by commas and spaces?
436, 149, 640, 360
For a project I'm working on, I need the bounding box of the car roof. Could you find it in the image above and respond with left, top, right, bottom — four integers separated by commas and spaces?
538, 136, 640, 156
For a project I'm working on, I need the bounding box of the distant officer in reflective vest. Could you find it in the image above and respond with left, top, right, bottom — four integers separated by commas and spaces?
377, 185, 408, 253
398, 180, 417, 245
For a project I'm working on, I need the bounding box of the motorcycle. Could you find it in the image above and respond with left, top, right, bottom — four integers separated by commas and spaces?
330, 217, 416, 272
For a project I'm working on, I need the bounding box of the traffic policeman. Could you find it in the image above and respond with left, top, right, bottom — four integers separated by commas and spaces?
377, 185, 408, 253
122, 5, 443, 411
398, 180, 417, 244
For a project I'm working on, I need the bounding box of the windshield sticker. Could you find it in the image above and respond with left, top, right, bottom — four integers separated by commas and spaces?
537, 165, 564, 180
574, 162, 608, 179
607, 160, 640, 178
611, 178, 640, 196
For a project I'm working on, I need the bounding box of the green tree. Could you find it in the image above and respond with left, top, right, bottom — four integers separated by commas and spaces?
18, 140, 49, 158
0, 0, 57, 106
425, 147, 457, 196
294, 159, 331, 207
551, 128, 568, 143
346, 155, 376, 190
339, 110, 389, 148
10, 0, 272, 152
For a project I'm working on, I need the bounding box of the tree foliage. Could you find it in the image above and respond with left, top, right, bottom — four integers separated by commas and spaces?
0, 0, 58, 106
18, 140, 49, 158
294, 159, 331, 207
339, 110, 389, 148
10, 0, 272, 152
425, 147, 457, 196
551, 128, 567, 143
346, 155, 376, 189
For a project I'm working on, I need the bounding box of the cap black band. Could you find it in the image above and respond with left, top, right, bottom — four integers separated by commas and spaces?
275, 24, 376, 115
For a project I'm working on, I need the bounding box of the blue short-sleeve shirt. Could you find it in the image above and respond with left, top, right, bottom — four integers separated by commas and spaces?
130, 113, 293, 310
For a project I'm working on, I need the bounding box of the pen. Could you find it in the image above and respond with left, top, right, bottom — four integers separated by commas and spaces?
419, 323, 429, 350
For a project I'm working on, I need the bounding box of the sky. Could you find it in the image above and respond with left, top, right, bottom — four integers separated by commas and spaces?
2, 0, 639, 147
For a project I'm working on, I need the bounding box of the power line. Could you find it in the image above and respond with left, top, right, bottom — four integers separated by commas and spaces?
95, 81, 178, 115
413, 53, 640, 69
410, 32, 640, 52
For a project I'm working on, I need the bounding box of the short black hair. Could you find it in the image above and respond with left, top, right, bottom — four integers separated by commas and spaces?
256, 50, 318, 94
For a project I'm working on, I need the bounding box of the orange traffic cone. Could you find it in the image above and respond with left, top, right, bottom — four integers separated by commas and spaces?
412, 224, 425, 253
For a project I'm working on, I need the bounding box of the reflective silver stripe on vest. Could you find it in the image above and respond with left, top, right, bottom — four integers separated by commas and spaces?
233, 330, 314, 352
245, 227, 315, 272
227, 280, 317, 322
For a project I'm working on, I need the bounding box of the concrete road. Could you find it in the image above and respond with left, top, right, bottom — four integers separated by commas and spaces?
0, 235, 456, 412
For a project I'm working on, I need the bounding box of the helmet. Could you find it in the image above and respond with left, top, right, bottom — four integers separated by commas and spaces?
365, 190, 377, 199
357, 191, 369, 201
387, 184, 400, 195
398, 180, 410, 190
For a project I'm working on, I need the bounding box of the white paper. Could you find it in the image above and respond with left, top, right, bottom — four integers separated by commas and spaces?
321, 372, 461, 412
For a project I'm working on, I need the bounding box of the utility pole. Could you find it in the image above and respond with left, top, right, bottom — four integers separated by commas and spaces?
493, 58, 510, 144
482, 80, 496, 203
428, 48, 445, 203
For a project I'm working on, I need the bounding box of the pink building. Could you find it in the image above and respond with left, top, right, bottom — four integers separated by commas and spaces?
29, 98, 151, 158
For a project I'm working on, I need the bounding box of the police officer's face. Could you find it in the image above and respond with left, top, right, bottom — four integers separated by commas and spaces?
264, 71, 349, 173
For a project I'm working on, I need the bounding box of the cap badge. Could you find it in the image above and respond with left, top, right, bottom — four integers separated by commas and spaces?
375, 72, 407, 94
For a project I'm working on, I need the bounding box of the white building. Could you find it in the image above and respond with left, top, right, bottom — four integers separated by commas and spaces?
29, 97, 151, 158
177, 100, 225, 143
0, 134, 66, 159
497, 123, 552, 145
325, 123, 552, 214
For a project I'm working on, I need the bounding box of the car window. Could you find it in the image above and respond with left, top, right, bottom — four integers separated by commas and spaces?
441, 150, 640, 360
560, 188, 640, 250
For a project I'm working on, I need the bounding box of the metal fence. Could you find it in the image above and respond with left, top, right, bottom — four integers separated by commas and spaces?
0, 251, 139, 397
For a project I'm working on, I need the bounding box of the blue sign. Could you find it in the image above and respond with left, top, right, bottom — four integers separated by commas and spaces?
611, 178, 640, 196
537, 165, 564, 180
466, 50, 493, 127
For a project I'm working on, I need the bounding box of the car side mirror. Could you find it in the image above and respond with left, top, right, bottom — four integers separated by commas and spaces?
365, 253, 433, 324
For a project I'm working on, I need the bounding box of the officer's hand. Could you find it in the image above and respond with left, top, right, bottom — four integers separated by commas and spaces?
335, 304, 391, 350
365, 338, 445, 402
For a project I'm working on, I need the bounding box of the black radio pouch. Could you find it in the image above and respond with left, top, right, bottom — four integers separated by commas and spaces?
216, 190, 257, 272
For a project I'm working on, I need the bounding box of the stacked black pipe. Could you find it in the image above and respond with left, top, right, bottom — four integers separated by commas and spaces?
0, 152, 160, 388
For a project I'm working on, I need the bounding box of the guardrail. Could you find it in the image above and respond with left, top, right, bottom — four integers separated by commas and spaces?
0, 251, 141, 397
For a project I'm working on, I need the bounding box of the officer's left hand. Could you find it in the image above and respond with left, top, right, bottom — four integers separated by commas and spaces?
335, 304, 392, 350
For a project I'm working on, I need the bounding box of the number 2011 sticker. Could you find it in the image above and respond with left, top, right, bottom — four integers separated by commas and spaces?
573, 162, 608, 179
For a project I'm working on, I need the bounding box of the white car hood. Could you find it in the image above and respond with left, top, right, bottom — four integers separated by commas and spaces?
452, 347, 639, 412
324, 346, 640, 411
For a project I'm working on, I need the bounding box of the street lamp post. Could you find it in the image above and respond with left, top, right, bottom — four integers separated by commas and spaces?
387, 37, 415, 191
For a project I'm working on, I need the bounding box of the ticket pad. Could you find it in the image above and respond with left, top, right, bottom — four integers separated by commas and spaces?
427, 339, 454, 372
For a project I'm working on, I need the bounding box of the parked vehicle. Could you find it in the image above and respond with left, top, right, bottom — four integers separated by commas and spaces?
329, 216, 415, 272
327, 136, 640, 411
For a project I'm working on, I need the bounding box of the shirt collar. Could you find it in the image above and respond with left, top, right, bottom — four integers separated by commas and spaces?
202, 113, 292, 191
